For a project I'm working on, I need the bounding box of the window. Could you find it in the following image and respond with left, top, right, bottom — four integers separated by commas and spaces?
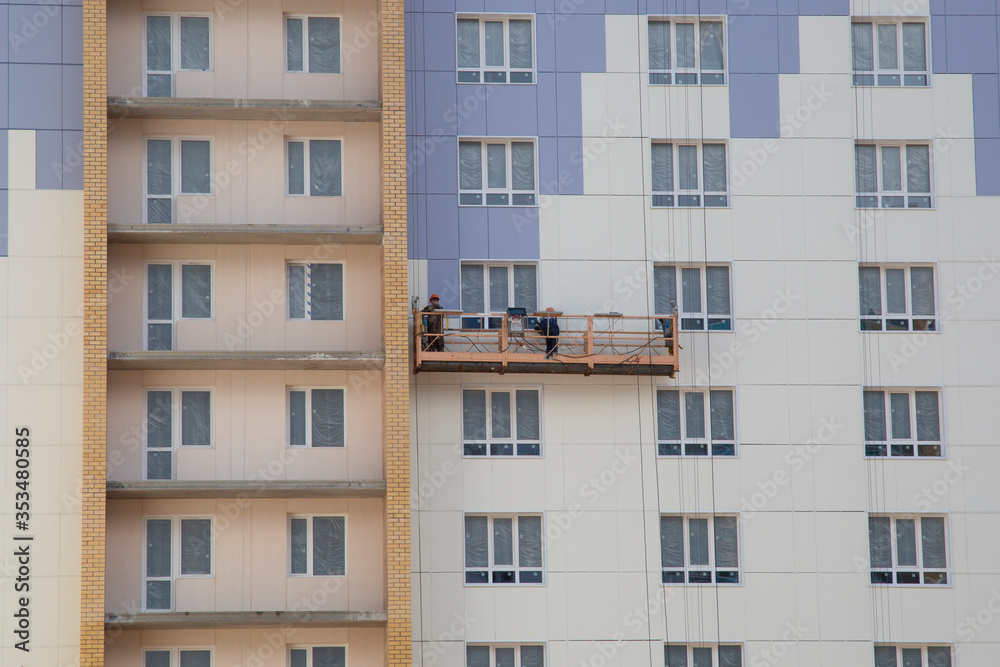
289, 647, 346, 667
287, 139, 342, 196
654, 265, 732, 331
145, 388, 211, 480
146, 138, 212, 222
289, 388, 345, 448
657, 389, 735, 456
652, 142, 728, 207
859, 266, 936, 331
285, 16, 341, 73
144, 517, 213, 610
665, 645, 743, 667
852, 20, 928, 87
289, 516, 346, 576
465, 514, 543, 584
648, 19, 725, 85
461, 263, 537, 328
457, 16, 534, 84
145, 14, 211, 97
864, 389, 942, 457
463, 388, 541, 456
467, 645, 544, 667
459, 139, 537, 206
661, 515, 740, 584
874, 646, 952, 667
144, 649, 212, 667
146, 263, 212, 350
287, 263, 344, 321
855, 143, 932, 208
869, 515, 948, 585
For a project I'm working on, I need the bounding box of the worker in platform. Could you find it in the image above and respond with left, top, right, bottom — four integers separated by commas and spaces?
422, 294, 445, 351
534, 307, 560, 359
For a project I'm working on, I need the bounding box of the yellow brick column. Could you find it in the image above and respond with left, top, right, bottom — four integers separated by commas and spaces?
381, 0, 411, 664
80, 0, 107, 661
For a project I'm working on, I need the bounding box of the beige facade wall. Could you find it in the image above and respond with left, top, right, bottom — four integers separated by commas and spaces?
107, 0, 378, 101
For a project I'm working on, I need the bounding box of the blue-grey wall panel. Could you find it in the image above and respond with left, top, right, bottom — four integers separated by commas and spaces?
729, 15, 779, 74
729, 73, 780, 138
9, 64, 62, 130
35, 129, 63, 189
976, 138, 1000, 195
426, 194, 461, 259
974, 74, 1000, 139
458, 208, 489, 258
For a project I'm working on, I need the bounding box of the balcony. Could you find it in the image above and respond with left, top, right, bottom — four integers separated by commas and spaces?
413, 312, 678, 376
108, 97, 380, 122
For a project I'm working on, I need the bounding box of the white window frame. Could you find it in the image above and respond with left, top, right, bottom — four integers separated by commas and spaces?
144, 262, 214, 350
869, 514, 950, 586
462, 386, 543, 457
287, 386, 347, 448
653, 264, 733, 332
859, 265, 938, 332
873, 644, 953, 667
647, 17, 727, 85
661, 514, 741, 585
466, 644, 546, 667
458, 138, 539, 207
456, 14, 536, 84
143, 648, 214, 667
656, 387, 737, 457
285, 137, 344, 197
288, 646, 349, 667
286, 262, 345, 321
651, 142, 729, 208
855, 142, 933, 209
144, 387, 214, 481
288, 515, 348, 577
143, 516, 215, 611
143, 13, 213, 97
284, 15, 342, 74
664, 644, 744, 667
863, 388, 943, 458
465, 514, 545, 586
459, 262, 539, 326
144, 137, 214, 223
851, 18, 930, 87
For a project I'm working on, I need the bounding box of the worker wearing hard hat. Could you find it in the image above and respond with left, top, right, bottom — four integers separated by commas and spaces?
422, 294, 445, 351
534, 307, 560, 359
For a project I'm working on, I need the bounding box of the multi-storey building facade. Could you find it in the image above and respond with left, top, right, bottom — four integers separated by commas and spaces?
407, 1, 1000, 666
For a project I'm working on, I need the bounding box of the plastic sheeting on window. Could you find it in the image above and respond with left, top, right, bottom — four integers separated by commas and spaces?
457, 20, 480, 68
309, 140, 342, 196
308, 17, 340, 73
927, 647, 952, 667
487, 144, 507, 189
692, 647, 712, 667
312, 389, 345, 447
906, 145, 931, 193
869, 517, 892, 568
685, 392, 706, 439
863, 391, 887, 441
513, 265, 537, 312
494, 649, 515, 667
855, 145, 877, 192
881, 146, 902, 191
657, 390, 680, 441
147, 264, 173, 321
902, 23, 926, 71
890, 392, 911, 439
147, 140, 172, 196
859, 266, 882, 316
182, 265, 212, 318
700, 22, 724, 70
518, 516, 542, 567
901, 649, 922, 667
180, 140, 211, 194
461, 264, 485, 313
676, 23, 695, 68
516, 390, 540, 441
874, 646, 897, 667
463, 390, 487, 440
467, 646, 490, 667
147, 73, 172, 98
310, 263, 344, 320
520, 646, 544, 667
146, 651, 171, 667
147, 451, 172, 480
688, 518, 709, 565
493, 517, 513, 565
921, 517, 946, 568
681, 268, 701, 313
660, 516, 684, 567
895, 518, 917, 566
313, 647, 346, 667
714, 516, 738, 567
286, 18, 304, 71
910, 267, 935, 316
706, 266, 730, 316
651, 143, 673, 192
710, 390, 734, 441
654, 266, 677, 315
665, 646, 688, 667
147, 391, 173, 448
181, 391, 210, 446
181, 518, 212, 574
290, 518, 308, 573
287, 141, 305, 194
718, 646, 742, 667
313, 516, 346, 575
485, 21, 504, 67
852, 22, 874, 71
459, 142, 483, 191
703, 144, 727, 192
489, 266, 509, 312
180, 651, 212, 667
180, 17, 210, 70
877, 24, 898, 70
915, 391, 940, 441
885, 268, 906, 314
289, 390, 307, 446
146, 519, 171, 578
648, 21, 670, 69
678, 145, 698, 190
509, 20, 532, 69
289, 649, 308, 667
147, 16, 171, 72
491, 391, 511, 439
511, 142, 535, 191
466, 516, 489, 567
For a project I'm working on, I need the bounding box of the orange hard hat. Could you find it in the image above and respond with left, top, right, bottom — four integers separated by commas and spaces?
545, 307, 555, 312
430, 294, 440, 300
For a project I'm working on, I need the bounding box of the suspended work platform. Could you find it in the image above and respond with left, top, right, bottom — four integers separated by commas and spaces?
413, 310, 678, 376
